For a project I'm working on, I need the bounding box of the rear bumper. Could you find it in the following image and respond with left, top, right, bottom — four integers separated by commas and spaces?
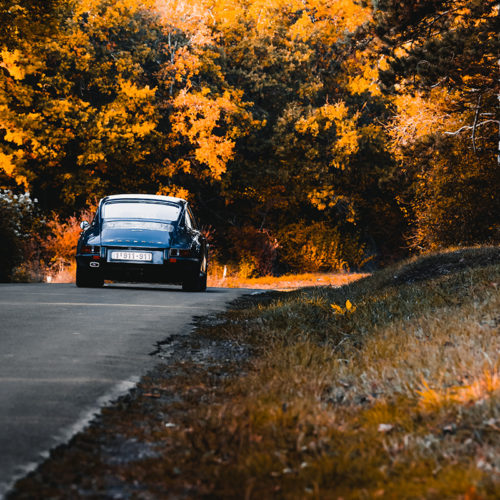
76, 255, 200, 284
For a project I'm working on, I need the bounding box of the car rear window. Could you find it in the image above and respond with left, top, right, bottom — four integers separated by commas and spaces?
102, 201, 181, 221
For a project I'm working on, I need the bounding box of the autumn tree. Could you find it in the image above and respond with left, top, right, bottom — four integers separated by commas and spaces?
0, 0, 70, 48
204, 0, 406, 269
374, 0, 499, 249
2, 0, 496, 278
0, 0, 252, 213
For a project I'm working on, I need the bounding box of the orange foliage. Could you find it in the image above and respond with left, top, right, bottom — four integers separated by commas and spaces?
387, 88, 460, 155
171, 89, 244, 179
156, 184, 191, 201
418, 369, 500, 411
42, 207, 96, 282
209, 0, 369, 41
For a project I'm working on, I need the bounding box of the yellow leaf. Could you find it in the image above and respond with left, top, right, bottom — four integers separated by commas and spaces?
0, 49, 25, 80
0, 152, 15, 176
330, 304, 345, 315
4, 129, 25, 146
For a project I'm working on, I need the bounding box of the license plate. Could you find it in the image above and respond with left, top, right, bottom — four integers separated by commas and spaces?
110, 251, 153, 262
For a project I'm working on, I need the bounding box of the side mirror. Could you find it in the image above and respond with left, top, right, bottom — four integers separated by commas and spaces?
80, 221, 90, 230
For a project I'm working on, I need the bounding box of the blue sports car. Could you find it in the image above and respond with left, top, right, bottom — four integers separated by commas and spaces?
76, 194, 208, 291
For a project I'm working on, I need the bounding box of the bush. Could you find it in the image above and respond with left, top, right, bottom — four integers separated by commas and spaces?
0, 190, 37, 282
4, 200, 96, 283
40, 207, 95, 282
408, 137, 499, 250
225, 226, 279, 277
277, 221, 368, 272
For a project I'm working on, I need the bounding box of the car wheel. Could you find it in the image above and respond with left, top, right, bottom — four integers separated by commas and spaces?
198, 271, 207, 292
76, 264, 104, 288
182, 269, 207, 292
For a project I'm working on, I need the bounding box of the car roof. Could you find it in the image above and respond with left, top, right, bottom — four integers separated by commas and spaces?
102, 194, 186, 205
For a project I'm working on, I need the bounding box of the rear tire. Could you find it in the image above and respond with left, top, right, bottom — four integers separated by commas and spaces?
182, 269, 207, 292
198, 271, 207, 292
76, 264, 104, 288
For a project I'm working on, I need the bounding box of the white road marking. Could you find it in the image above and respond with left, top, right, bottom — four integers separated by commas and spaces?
0, 288, 181, 296
0, 291, 73, 295
0, 377, 118, 384
0, 377, 139, 499
0, 301, 203, 309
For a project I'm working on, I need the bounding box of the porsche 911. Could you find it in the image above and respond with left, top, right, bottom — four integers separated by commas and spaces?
75, 194, 208, 291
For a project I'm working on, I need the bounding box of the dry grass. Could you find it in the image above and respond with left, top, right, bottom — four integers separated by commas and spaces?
176, 246, 500, 498
10, 246, 500, 499
45, 262, 76, 283
208, 270, 368, 290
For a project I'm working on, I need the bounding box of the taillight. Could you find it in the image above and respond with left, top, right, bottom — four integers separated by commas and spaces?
81, 245, 100, 254
169, 248, 192, 258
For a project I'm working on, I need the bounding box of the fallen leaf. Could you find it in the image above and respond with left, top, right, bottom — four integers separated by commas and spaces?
378, 423, 394, 433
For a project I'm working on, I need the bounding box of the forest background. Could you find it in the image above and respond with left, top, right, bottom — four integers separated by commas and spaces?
0, 0, 498, 282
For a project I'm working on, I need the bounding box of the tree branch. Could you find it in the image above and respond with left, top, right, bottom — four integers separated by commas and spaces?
471, 94, 482, 153
444, 119, 499, 136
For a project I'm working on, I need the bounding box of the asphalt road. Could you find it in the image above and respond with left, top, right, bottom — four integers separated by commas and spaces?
0, 283, 249, 497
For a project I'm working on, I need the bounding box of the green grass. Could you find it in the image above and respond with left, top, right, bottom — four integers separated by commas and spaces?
10, 246, 500, 499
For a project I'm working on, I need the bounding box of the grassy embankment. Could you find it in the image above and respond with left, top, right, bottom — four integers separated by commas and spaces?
11, 247, 500, 499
